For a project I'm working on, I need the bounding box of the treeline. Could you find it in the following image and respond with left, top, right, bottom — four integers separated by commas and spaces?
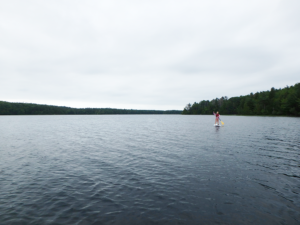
182, 82, 300, 116
0, 101, 181, 115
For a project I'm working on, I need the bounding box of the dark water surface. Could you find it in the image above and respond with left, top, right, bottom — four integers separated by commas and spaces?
0, 115, 299, 224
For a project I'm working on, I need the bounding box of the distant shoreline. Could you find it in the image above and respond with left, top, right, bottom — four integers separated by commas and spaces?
1, 114, 297, 117
0, 101, 182, 115
182, 82, 300, 117
0, 114, 183, 116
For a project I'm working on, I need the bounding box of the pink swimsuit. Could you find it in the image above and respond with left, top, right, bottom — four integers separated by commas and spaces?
213, 112, 220, 118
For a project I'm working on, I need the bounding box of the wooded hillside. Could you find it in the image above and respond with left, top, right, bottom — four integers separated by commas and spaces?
0, 102, 181, 115
182, 82, 300, 116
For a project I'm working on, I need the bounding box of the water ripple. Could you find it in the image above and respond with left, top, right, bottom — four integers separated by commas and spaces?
0, 115, 299, 224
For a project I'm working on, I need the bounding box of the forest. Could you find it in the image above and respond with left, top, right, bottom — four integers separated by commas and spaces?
182, 82, 300, 116
0, 101, 181, 115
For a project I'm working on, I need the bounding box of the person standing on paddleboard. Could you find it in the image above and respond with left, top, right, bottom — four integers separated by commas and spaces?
213, 111, 220, 125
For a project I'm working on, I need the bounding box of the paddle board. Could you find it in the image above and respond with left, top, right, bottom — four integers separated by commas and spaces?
214, 124, 221, 127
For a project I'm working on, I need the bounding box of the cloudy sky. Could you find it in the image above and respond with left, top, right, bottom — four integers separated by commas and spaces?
0, 0, 299, 110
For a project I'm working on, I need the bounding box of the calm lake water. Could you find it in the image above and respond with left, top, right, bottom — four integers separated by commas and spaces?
0, 115, 299, 224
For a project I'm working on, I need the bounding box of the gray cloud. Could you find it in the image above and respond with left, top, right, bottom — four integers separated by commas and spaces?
169, 46, 280, 75
0, 0, 299, 110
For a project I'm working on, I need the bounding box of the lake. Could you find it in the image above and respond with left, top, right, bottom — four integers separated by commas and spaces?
0, 115, 299, 224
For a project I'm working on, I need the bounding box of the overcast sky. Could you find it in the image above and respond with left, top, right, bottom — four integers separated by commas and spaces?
0, 0, 299, 110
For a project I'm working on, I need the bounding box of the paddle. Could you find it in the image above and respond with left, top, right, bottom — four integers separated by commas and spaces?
219, 118, 224, 126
